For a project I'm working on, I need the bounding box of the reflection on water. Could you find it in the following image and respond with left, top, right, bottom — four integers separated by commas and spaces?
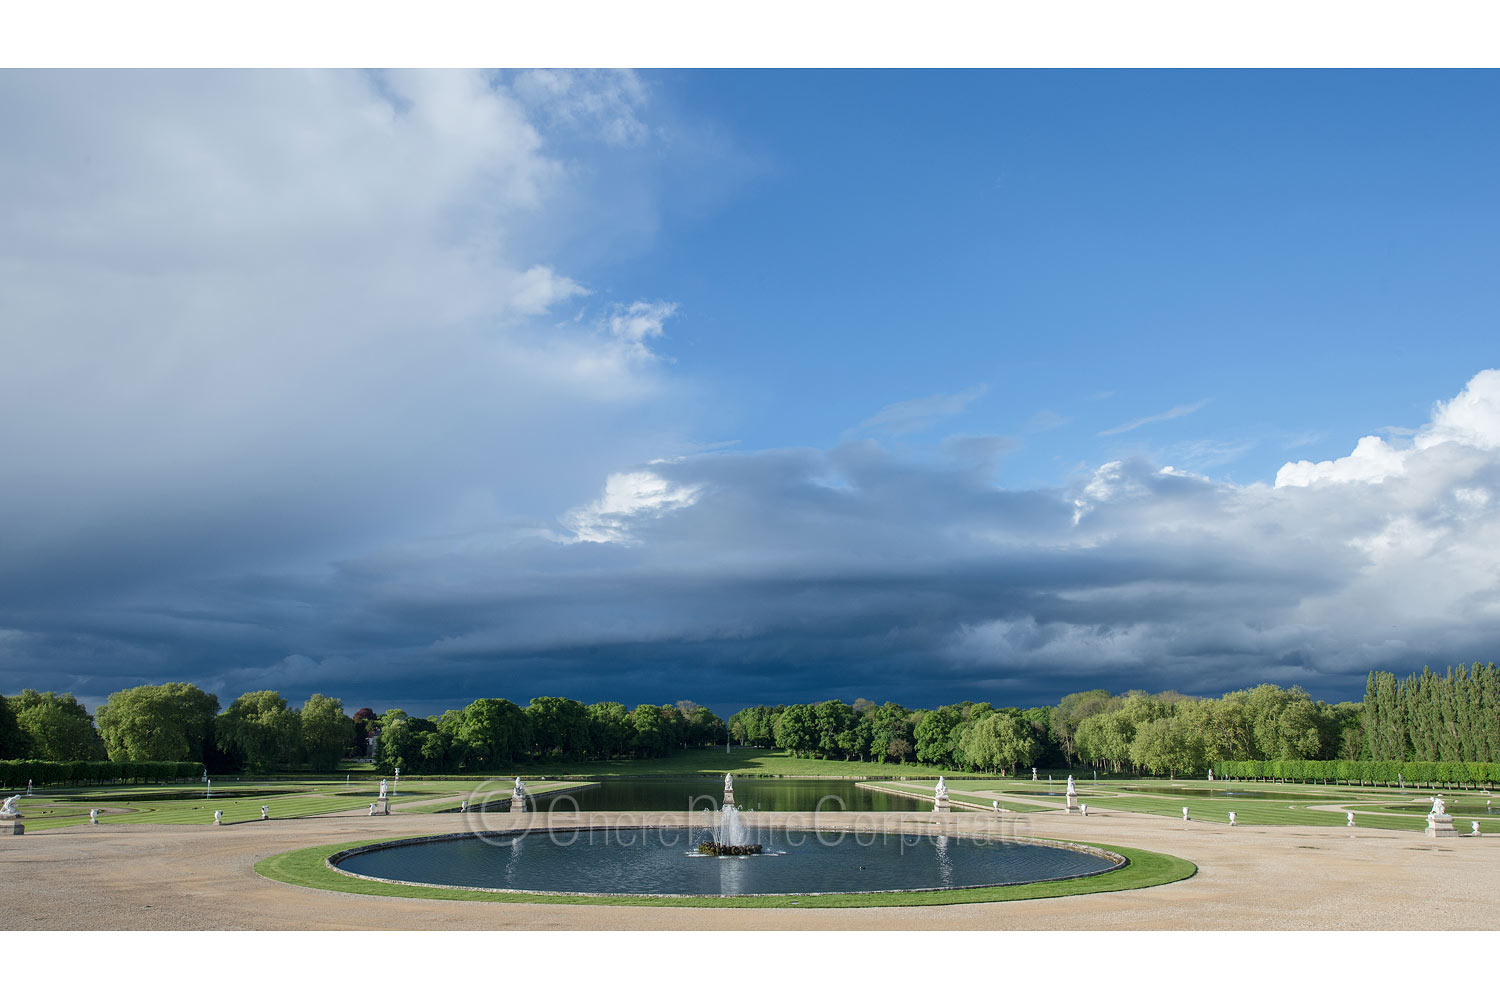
338, 830, 1115, 896
541, 777, 920, 812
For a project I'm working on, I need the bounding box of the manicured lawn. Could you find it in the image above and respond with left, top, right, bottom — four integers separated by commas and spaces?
254, 836, 1195, 908
11, 779, 591, 830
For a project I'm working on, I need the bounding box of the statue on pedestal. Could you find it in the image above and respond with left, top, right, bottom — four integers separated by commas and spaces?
513, 776, 527, 797
0, 795, 20, 818
378, 779, 389, 799
931, 776, 950, 813
1430, 796, 1447, 816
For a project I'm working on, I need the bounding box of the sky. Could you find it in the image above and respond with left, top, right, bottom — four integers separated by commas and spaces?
2, 69, 1497, 718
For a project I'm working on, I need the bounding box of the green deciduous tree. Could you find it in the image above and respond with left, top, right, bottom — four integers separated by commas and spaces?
95, 682, 218, 763
455, 699, 529, 768
957, 712, 1037, 775
216, 691, 299, 773
300, 694, 354, 771
526, 697, 592, 760
914, 706, 961, 768
9, 690, 105, 761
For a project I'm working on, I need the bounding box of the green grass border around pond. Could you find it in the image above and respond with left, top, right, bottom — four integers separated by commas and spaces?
255, 833, 1194, 908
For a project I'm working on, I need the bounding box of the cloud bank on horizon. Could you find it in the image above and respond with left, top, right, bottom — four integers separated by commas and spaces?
2, 71, 1497, 713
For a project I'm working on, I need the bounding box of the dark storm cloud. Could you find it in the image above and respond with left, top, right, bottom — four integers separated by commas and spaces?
16, 376, 1500, 714
5, 72, 1500, 715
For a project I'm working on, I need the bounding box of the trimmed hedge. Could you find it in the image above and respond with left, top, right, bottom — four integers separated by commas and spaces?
1215, 759, 1499, 787
0, 760, 202, 788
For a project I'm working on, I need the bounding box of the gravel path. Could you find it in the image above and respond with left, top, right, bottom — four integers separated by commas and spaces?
3, 805, 1496, 930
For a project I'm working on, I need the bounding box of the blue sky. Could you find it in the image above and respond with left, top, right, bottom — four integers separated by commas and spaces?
605, 71, 1497, 484
1, 70, 1497, 716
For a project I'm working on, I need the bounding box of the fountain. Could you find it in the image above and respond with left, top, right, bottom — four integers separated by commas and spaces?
698, 774, 762, 856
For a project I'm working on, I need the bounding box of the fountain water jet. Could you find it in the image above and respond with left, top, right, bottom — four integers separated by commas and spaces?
698, 774, 763, 856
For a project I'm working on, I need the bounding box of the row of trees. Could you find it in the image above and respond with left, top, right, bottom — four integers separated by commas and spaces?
372, 698, 727, 774
729, 683, 1374, 778
1363, 664, 1500, 763
6, 663, 1494, 778
0, 759, 200, 787
0, 690, 108, 761
1216, 758, 1500, 787
0, 684, 728, 775
729, 699, 1052, 774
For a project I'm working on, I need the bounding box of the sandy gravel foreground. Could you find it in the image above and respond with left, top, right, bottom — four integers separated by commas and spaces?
3, 804, 1497, 931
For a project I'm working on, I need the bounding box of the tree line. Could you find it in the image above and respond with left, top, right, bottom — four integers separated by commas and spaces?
0, 683, 729, 775
4, 663, 1495, 779
731, 667, 1496, 778
1362, 664, 1500, 763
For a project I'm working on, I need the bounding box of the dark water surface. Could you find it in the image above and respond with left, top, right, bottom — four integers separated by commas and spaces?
518, 777, 918, 812
336, 830, 1116, 895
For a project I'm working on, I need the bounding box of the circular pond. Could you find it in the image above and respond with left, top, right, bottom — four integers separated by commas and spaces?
332, 828, 1122, 896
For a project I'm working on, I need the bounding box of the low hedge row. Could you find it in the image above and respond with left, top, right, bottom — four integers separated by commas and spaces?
1215, 759, 1499, 786
0, 759, 203, 788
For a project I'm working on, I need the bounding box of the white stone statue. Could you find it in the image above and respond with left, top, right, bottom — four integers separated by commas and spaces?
1080, 803, 1088, 816
1430, 796, 1447, 816
1032, 767, 1038, 781
935, 776, 948, 797
460, 801, 468, 813
1182, 806, 1190, 821
1228, 811, 1236, 826
368, 802, 377, 816
261, 805, 269, 820
1, 795, 22, 817
1066, 775, 1077, 795
724, 773, 734, 792
1207, 769, 1213, 781
513, 776, 526, 797
378, 779, 389, 799
90, 808, 99, 824
213, 810, 223, 825
25, 779, 33, 795
1473, 821, 1481, 835
1346, 812, 1355, 827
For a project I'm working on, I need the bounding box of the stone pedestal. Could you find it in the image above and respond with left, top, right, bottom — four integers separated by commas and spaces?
0, 819, 23, 835
1426, 813, 1459, 838
932, 794, 951, 813
511, 795, 526, 814
723, 788, 735, 807
1064, 791, 1081, 814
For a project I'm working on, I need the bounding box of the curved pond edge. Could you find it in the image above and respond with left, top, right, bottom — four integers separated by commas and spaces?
256, 828, 1195, 908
